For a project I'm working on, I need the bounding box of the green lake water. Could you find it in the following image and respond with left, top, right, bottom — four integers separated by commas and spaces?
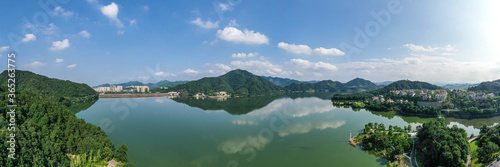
75, 96, 500, 166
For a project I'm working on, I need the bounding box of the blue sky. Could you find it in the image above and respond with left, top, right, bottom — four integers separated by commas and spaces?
1, 0, 499, 86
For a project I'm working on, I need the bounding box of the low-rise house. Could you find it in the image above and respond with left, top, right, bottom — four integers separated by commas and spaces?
387, 99, 394, 103
488, 93, 495, 98
372, 96, 379, 102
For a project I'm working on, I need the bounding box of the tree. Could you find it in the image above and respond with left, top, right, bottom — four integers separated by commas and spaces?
114, 144, 129, 162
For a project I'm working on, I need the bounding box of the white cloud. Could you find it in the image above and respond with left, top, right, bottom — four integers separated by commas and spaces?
154, 71, 175, 77
230, 60, 290, 76
403, 44, 458, 56
117, 30, 125, 35
141, 5, 149, 11
0, 46, 9, 52
217, 27, 269, 45
28, 61, 46, 68
22, 34, 37, 42
67, 64, 77, 68
55, 59, 64, 63
100, 2, 123, 27
231, 52, 259, 59
215, 64, 231, 71
79, 30, 91, 38
130, 19, 137, 26
54, 6, 74, 17
289, 59, 338, 71
278, 42, 345, 56
183, 69, 199, 74
190, 18, 219, 29
219, 3, 231, 11
50, 39, 70, 51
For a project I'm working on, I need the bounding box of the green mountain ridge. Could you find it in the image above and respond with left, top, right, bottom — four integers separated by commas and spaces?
468, 79, 500, 93
0, 70, 97, 104
261, 76, 302, 86
95, 80, 188, 89
166, 69, 285, 96
370, 80, 442, 95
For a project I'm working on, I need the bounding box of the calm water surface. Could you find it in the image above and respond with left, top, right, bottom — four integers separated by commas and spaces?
76, 96, 500, 166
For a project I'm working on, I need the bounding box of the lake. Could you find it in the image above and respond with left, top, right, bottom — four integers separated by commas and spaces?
76, 95, 500, 166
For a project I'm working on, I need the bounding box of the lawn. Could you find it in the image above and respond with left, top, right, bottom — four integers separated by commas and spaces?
471, 140, 486, 167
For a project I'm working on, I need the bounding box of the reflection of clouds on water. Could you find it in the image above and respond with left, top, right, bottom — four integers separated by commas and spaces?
232, 119, 258, 126
248, 97, 334, 118
278, 120, 346, 137
218, 135, 271, 154
154, 98, 168, 103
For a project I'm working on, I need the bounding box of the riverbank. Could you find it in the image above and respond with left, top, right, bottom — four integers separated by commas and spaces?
99, 93, 174, 98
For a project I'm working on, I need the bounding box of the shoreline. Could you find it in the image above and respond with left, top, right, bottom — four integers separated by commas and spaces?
99, 93, 174, 99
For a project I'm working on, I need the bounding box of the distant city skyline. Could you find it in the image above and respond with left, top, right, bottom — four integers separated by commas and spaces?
1, 0, 499, 86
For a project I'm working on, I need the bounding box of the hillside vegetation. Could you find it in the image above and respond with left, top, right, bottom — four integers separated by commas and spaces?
166, 69, 285, 96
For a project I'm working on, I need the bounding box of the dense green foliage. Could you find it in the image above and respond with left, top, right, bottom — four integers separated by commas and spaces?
261, 76, 301, 86
166, 69, 285, 96
114, 144, 129, 162
345, 78, 379, 91
0, 70, 98, 107
476, 124, 500, 163
469, 79, 500, 94
285, 80, 350, 92
370, 80, 442, 95
416, 119, 469, 167
359, 123, 413, 161
0, 87, 121, 166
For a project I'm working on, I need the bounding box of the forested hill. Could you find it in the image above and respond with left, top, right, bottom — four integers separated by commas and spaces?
468, 79, 500, 93
370, 80, 442, 95
0, 70, 97, 104
345, 78, 379, 91
285, 80, 349, 92
261, 76, 301, 86
95, 80, 188, 89
166, 69, 285, 96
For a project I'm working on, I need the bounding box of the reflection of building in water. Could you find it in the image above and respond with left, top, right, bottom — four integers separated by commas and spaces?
166, 91, 180, 98
217, 97, 227, 102
127, 86, 150, 92
194, 93, 206, 99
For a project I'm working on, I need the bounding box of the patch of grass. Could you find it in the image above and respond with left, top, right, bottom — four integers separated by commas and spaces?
471, 140, 486, 167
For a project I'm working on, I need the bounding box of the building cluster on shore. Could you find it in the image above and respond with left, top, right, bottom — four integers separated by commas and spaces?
94, 85, 150, 93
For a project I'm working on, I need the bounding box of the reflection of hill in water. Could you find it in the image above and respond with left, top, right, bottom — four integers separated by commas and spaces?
69, 100, 97, 114
172, 95, 283, 115
365, 110, 500, 129
286, 92, 336, 100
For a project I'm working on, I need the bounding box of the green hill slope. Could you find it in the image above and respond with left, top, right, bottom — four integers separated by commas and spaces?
261, 76, 301, 86
167, 69, 285, 96
468, 79, 500, 93
370, 80, 442, 95
0, 70, 97, 105
345, 78, 379, 91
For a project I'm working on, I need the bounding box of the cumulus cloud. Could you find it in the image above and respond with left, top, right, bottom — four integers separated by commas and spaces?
54, 6, 74, 17
231, 52, 259, 59
230, 60, 289, 76
141, 5, 149, 11
100, 2, 123, 27
183, 69, 199, 74
154, 71, 175, 77
215, 64, 231, 71
278, 42, 345, 56
289, 59, 338, 71
79, 30, 91, 38
217, 27, 269, 45
190, 18, 219, 29
219, 3, 231, 11
22, 34, 37, 42
28, 61, 46, 68
67, 64, 77, 68
55, 59, 64, 63
50, 39, 70, 51
403, 44, 457, 55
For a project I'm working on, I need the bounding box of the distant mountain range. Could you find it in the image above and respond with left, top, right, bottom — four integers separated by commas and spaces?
164, 69, 285, 96
261, 76, 319, 86
95, 80, 188, 89
441, 83, 479, 89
